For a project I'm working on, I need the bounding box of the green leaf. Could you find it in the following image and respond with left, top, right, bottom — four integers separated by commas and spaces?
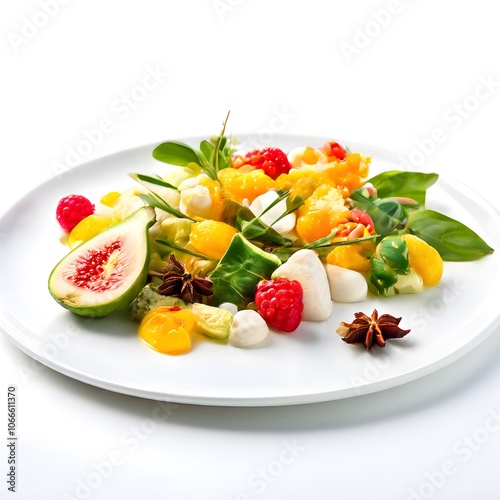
352, 191, 404, 235
303, 228, 339, 249
377, 235, 409, 275
209, 233, 282, 308
153, 141, 206, 167
219, 198, 242, 227
155, 238, 217, 261
407, 209, 494, 261
131, 171, 195, 221
129, 173, 178, 191
137, 193, 195, 221
236, 206, 291, 246
152, 112, 235, 181
285, 193, 305, 215
368, 236, 409, 296
199, 140, 214, 163
234, 190, 295, 246
368, 171, 439, 205
271, 234, 377, 261
369, 257, 398, 296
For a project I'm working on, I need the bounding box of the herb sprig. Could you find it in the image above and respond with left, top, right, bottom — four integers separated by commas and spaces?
152, 111, 235, 180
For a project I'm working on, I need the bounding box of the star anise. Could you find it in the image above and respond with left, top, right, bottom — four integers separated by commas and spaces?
336, 309, 410, 349
150, 254, 214, 304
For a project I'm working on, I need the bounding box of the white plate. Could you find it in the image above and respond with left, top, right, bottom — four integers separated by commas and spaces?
1, 135, 500, 406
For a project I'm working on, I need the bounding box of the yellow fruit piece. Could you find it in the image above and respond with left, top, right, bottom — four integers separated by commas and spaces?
326, 243, 374, 273
288, 146, 326, 168
139, 306, 197, 355
296, 208, 350, 243
206, 179, 224, 221
298, 184, 346, 217
188, 220, 238, 260
275, 170, 335, 201
218, 168, 275, 204
401, 234, 443, 286
68, 215, 113, 248
191, 303, 232, 341
323, 153, 371, 197
301, 146, 323, 165
100, 191, 121, 207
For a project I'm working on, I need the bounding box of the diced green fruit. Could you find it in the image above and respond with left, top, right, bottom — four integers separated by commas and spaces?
393, 268, 424, 294
48, 206, 156, 317
191, 303, 232, 341
369, 235, 409, 296
127, 284, 186, 321
377, 236, 409, 274
209, 233, 281, 309
157, 218, 194, 248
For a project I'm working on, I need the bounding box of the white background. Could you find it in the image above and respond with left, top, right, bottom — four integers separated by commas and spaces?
1, 1, 500, 499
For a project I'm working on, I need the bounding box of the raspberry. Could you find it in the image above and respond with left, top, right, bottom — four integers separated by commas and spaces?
255, 278, 304, 332
235, 147, 292, 180
56, 194, 95, 232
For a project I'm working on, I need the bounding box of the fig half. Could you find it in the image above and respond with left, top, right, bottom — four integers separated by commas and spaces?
48, 206, 156, 317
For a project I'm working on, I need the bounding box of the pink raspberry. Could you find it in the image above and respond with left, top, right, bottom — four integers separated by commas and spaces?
233, 147, 292, 180
255, 278, 304, 332
56, 194, 95, 232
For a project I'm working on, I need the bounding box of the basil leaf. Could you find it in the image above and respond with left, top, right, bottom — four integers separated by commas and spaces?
215, 135, 227, 150
407, 209, 494, 261
199, 140, 214, 163
153, 141, 206, 167
352, 191, 404, 235
368, 171, 439, 205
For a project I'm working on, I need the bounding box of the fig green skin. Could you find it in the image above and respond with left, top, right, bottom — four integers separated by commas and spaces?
49, 265, 150, 318
48, 206, 156, 318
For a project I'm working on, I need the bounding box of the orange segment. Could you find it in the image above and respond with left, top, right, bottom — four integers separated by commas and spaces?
296, 208, 350, 243
138, 306, 197, 355
326, 242, 375, 273
68, 215, 113, 248
188, 220, 238, 260
218, 168, 275, 204
401, 234, 443, 286
323, 153, 371, 197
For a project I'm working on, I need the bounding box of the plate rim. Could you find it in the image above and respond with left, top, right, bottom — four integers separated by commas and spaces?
1, 134, 499, 406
